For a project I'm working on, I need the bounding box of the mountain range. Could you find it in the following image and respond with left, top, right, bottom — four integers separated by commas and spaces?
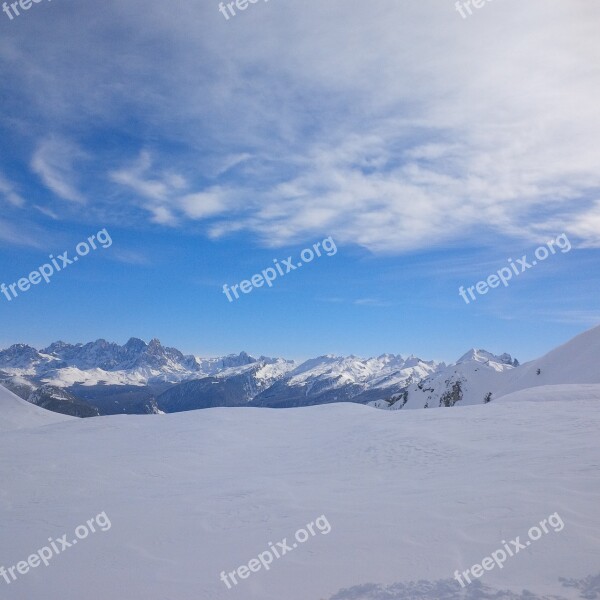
1, 324, 599, 417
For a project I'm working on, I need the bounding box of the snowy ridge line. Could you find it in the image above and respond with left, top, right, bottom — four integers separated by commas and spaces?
219, 514, 332, 589
453, 512, 565, 588
0, 511, 112, 587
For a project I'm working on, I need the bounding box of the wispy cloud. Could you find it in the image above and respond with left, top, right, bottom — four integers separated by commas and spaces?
0, 172, 25, 208
33, 204, 59, 220
213, 153, 252, 177
2, 1, 600, 255
110, 151, 232, 225
109, 249, 152, 266
353, 298, 394, 307
320, 297, 394, 308
109, 151, 186, 225
532, 310, 600, 326
0, 219, 45, 249
31, 137, 87, 203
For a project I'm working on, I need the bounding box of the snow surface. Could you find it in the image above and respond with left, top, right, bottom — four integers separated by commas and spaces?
496, 324, 600, 395
0, 383, 73, 431
497, 383, 600, 403
1, 384, 599, 599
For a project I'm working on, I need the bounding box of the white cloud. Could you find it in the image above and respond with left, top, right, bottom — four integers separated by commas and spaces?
109, 249, 152, 266
213, 153, 252, 177
0, 173, 25, 208
31, 137, 86, 203
33, 204, 59, 220
0, 219, 45, 248
110, 151, 174, 201
109, 151, 186, 225
354, 298, 394, 308
178, 188, 230, 220
4, 0, 600, 253
110, 152, 232, 224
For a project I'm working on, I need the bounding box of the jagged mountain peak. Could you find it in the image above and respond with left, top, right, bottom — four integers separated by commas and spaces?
124, 337, 147, 351
42, 341, 76, 354
4, 343, 40, 355
457, 348, 518, 367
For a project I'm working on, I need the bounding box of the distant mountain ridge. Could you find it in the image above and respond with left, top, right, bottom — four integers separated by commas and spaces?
0, 337, 449, 415
0, 338, 262, 386
4, 327, 598, 417
251, 353, 442, 408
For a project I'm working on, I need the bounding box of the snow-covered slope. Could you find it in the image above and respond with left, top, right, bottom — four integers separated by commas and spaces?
495, 324, 600, 398
497, 383, 600, 404
372, 324, 600, 410
0, 383, 73, 431
0, 396, 598, 599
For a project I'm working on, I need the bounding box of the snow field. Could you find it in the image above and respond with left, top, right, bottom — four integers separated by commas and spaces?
0, 388, 599, 599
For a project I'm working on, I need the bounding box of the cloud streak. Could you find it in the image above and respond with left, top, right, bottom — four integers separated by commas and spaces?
31, 137, 87, 203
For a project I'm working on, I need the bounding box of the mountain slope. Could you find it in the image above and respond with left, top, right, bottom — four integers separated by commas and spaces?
0, 339, 283, 387
373, 324, 600, 411
0, 383, 74, 431
371, 349, 517, 409
495, 323, 600, 398
28, 385, 100, 417
157, 359, 295, 412
252, 354, 443, 408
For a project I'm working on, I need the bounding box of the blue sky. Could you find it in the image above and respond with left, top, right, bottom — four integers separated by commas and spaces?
1, 0, 599, 363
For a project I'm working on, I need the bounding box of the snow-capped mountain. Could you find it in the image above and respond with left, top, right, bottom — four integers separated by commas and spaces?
4, 323, 600, 417
370, 349, 519, 410
252, 354, 443, 408
372, 323, 600, 410
456, 348, 519, 368
159, 354, 442, 412
157, 358, 295, 412
0, 340, 446, 415
0, 339, 282, 416
0, 338, 265, 387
